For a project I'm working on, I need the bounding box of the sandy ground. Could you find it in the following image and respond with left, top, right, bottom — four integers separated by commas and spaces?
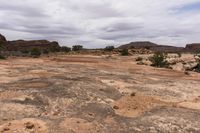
0, 54, 200, 133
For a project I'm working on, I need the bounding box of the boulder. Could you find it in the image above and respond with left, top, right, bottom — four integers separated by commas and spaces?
171, 63, 185, 72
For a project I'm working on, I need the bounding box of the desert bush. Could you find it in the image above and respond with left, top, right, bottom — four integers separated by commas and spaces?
50, 46, 60, 53
104, 46, 115, 51
61, 46, 71, 53
136, 57, 143, 61
120, 49, 129, 56
31, 48, 41, 58
72, 45, 83, 51
177, 52, 182, 58
194, 61, 200, 72
149, 52, 169, 68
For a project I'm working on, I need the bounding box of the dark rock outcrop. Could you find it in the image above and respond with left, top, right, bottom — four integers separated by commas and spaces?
118, 41, 184, 53
0, 33, 61, 52
186, 43, 200, 52
6, 40, 60, 51
118, 41, 157, 49
0, 34, 6, 42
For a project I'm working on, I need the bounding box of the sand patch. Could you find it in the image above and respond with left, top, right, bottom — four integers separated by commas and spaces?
13, 82, 50, 89
112, 95, 170, 118
0, 91, 24, 100
60, 118, 101, 133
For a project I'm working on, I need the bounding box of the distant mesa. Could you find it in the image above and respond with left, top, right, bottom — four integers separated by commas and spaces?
118, 41, 200, 53
0, 33, 60, 52
118, 41, 157, 49
1, 33, 200, 53
186, 43, 200, 52
6, 40, 60, 51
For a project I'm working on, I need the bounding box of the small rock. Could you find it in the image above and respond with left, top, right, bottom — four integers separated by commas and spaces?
2, 118, 8, 121
130, 92, 136, 97
113, 105, 119, 110
25, 122, 35, 129
3, 127, 10, 131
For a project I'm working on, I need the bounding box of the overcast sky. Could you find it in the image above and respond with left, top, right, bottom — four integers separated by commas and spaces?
0, 0, 200, 48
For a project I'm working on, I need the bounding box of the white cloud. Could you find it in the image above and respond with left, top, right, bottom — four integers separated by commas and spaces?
0, 0, 200, 48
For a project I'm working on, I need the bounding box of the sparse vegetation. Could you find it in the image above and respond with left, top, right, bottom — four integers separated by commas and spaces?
177, 52, 182, 58
61, 46, 71, 53
31, 48, 41, 58
104, 46, 115, 51
50, 46, 60, 53
72, 45, 83, 51
195, 62, 200, 72
120, 49, 129, 56
149, 52, 169, 68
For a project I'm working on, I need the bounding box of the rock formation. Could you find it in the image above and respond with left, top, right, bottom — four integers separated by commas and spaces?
0, 33, 60, 52
186, 43, 200, 52
0, 34, 6, 42
6, 40, 60, 51
118, 41, 157, 49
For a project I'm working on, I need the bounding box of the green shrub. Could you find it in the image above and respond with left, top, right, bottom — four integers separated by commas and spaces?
31, 48, 41, 58
104, 46, 115, 51
120, 49, 129, 56
149, 52, 169, 68
177, 52, 182, 58
194, 62, 200, 72
61, 46, 71, 53
72, 45, 83, 51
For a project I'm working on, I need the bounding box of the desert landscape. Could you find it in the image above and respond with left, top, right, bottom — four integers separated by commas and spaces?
1, 1, 200, 132
0, 52, 200, 133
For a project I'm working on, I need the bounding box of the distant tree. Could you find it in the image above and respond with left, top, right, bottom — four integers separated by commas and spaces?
149, 52, 169, 68
72, 45, 83, 51
31, 48, 41, 58
104, 46, 115, 51
61, 46, 71, 53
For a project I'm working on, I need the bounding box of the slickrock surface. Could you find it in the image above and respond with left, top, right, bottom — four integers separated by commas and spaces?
0, 55, 200, 133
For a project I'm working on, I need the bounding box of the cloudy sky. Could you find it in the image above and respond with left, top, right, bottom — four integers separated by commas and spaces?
0, 0, 200, 48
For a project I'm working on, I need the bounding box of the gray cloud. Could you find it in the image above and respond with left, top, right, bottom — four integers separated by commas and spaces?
0, 0, 200, 48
